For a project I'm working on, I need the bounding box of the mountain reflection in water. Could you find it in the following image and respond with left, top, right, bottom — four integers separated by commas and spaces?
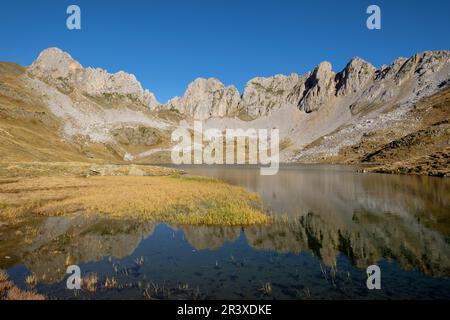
1, 165, 449, 299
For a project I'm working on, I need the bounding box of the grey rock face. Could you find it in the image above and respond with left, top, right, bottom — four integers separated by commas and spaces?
169, 73, 308, 120
298, 61, 336, 113
28, 48, 158, 110
335, 57, 376, 96
165, 78, 240, 120
354, 51, 450, 112
291, 51, 450, 116
242, 74, 305, 119
28, 48, 450, 122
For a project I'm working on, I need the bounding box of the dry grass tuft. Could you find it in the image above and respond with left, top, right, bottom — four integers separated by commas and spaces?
0, 269, 45, 300
25, 274, 37, 288
0, 270, 8, 283
82, 273, 98, 293
6, 287, 45, 300
104, 277, 118, 289
258, 282, 272, 296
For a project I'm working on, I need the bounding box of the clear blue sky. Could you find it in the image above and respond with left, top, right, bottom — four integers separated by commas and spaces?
1, 0, 449, 103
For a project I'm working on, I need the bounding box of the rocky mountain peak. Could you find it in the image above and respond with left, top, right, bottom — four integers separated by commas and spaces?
298, 61, 336, 113
335, 57, 376, 96
32, 47, 81, 67
396, 51, 450, 83
162, 51, 449, 120
314, 61, 333, 79
375, 57, 407, 80
28, 47, 158, 110
165, 77, 240, 120
28, 48, 450, 121
29, 48, 82, 84
184, 77, 225, 97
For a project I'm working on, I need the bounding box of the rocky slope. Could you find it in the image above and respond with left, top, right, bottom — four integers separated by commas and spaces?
1, 48, 175, 163
1, 47, 449, 174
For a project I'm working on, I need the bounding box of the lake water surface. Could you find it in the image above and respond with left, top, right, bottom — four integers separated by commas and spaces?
1, 165, 450, 299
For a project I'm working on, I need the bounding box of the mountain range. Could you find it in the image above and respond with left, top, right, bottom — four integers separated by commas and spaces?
1, 48, 449, 175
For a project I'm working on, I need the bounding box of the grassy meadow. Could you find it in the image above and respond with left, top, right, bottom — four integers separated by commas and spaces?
0, 162, 271, 226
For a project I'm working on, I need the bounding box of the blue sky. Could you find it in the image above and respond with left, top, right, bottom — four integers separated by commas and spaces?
1, 0, 449, 103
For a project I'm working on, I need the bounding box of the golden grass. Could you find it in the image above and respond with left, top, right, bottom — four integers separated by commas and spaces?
0, 175, 271, 226
0, 270, 8, 283
82, 273, 98, 293
25, 274, 37, 288
6, 287, 45, 300
104, 277, 118, 289
0, 269, 45, 300
0, 162, 179, 178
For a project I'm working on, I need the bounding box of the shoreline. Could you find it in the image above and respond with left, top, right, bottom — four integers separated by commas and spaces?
158, 162, 449, 178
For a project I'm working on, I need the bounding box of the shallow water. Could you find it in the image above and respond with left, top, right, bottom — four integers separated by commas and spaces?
1, 165, 450, 299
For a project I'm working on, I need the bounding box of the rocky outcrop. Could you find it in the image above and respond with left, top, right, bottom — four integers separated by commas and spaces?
111, 125, 161, 146
28, 48, 158, 110
241, 74, 305, 118
289, 52, 450, 167
165, 51, 450, 120
165, 78, 240, 120
25, 48, 450, 122
335, 57, 376, 96
298, 61, 336, 113
350, 51, 450, 114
